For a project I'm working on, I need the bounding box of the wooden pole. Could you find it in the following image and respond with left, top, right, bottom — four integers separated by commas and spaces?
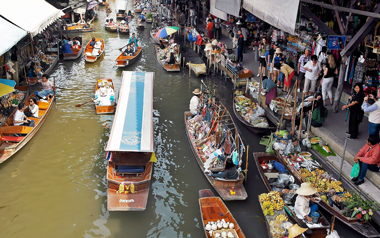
307, 98, 315, 139
277, 82, 297, 131
298, 93, 306, 141
291, 79, 298, 134
244, 145, 249, 180
189, 61, 191, 77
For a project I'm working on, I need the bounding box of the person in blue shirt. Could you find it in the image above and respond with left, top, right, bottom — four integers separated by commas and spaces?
140, 13, 145, 21
90, 37, 96, 47
271, 48, 285, 87
260, 76, 277, 107
27, 62, 37, 78
129, 33, 138, 47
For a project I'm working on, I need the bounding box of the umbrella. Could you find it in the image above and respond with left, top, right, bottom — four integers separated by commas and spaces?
154, 26, 180, 38
87, 0, 98, 10
0, 79, 16, 97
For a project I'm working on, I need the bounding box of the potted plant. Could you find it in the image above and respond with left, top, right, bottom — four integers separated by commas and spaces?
343, 191, 378, 222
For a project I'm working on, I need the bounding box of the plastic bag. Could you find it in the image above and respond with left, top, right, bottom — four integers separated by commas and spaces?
325, 230, 340, 238
254, 106, 265, 117
351, 162, 360, 178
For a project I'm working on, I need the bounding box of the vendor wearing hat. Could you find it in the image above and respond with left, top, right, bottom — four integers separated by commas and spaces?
287, 224, 308, 238
271, 48, 284, 87
294, 182, 319, 223
189, 88, 202, 115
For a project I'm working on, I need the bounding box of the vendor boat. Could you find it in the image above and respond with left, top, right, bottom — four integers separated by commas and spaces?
146, 18, 152, 23
115, 0, 127, 19
106, 71, 155, 211
233, 89, 276, 134
150, 27, 168, 46
105, 24, 118, 32
43, 55, 59, 75
117, 24, 129, 34
253, 152, 330, 238
94, 78, 115, 114
275, 151, 380, 237
155, 46, 181, 72
199, 189, 245, 238
65, 23, 96, 33
137, 22, 145, 30
0, 94, 54, 164
184, 98, 247, 201
106, 8, 112, 13
135, 6, 142, 13
63, 37, 84, 60
115, 47, 142, 67
85, 38, 105, 63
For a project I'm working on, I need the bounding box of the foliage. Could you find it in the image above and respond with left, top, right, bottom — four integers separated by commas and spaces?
146, 13, 153, 19
343, 191, 378, 222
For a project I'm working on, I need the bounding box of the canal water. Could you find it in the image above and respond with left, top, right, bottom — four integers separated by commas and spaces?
0, 2, 370, 238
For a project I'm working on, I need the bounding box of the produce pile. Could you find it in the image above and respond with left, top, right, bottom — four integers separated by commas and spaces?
234, 92, 269, 128
204, 219, 237, 238
259, 191, 285, 216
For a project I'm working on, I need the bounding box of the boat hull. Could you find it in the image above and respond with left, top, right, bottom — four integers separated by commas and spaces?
155, 46, 181, 72
84, 38, 105, 63
94, 78, 115, 114
115, 47, 142, 67
63, 37, 84, 60
105, 25, 117, 32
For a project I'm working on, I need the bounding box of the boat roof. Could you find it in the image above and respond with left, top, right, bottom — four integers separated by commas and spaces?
106, 71, 154, 152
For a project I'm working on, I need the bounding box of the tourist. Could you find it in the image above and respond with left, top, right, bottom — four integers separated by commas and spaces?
287, 224, 308, 238
189, 7, 195, 27
297, 49, 311, 92
237, 30, 244, 63
303, 55, 321, 96
241, 23, 248, 53
305, 97, 328, 128
72, 41, 80, 50
36, 74, 55, 100
13, 103, 35, 127
214, 17, 221, 40
318, 46, 328, 65
294, 182, 319, 222
67, 37, 73, 46
189, 88, 201, 115
280, 61, 295, 93
90, 37, 96, 47
210, 158, 238, 179
272, 48, 284, 86
260, 76, 277, 108
129, 33, 139, 47
74, 37, 81, 46
206, 20, 214, 39
24, 98, 39, 118
267, 43, 277, 79
321, 54, 337, 105
257, 38, 268, 77
352, 136, 380, 185
342, 83, 365, 139
93, 81, 114, 106
362, 87, 380, 140
124, 44, 135, 56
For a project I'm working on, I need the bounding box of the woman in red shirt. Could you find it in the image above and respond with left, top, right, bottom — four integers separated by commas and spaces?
206, 20, 214, 39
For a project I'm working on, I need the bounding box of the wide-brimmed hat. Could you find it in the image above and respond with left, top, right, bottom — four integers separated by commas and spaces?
193, 88, 201, 95
296, 182, 317, 196
212, 39, 218, 46
287, 224, 308, 238
275, 48, 282, 54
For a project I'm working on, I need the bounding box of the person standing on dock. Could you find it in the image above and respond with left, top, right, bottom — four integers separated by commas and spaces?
237, 30, 244, 63
189, 88, 201, 115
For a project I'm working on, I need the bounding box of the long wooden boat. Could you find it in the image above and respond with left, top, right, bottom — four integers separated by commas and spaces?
117, 24, 129, 34
85, 38, 105, 63
199, 189, 245, 238
146, 18, 152, 23
0, 94, 54, 163
94, 78, 115, 114
233, 89, 276, 134
137, 23, 145, 30
253, 152, 330, 238
105, 24, 117, 32
150, 28, 169, 46
106, 71, 155, 211
155, 46, 181, 72
115, 47, 142, 67
135, 7, 142, 13
44, 55, 58, 75
106, 8, 112, 13
184, 100, 247, 201
116, 1, 127, 19
276, 151, 380, 237
63, 37, 84, 60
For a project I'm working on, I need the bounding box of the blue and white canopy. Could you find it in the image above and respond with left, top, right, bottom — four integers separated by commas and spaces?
106, 71, 154, 152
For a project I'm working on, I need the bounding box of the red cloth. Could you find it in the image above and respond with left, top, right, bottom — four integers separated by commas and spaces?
196, 35, 203, 45
285, 71, 295, 87
356, 143, 380, 166
207, 22, 214, 39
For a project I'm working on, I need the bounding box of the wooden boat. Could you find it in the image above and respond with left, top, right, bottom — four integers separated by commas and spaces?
253, 152, 330, 238
135, 7, 142, 13
105, 24, 117, 32
106, 8, 112, 13
84, 38, 105, 63
117, 24, 129, 34
155, 46, 181, 72
115, 46, 142, 67
115, 1, 127, 19
63, 37, 84, 60
106, 71, 155, 211
184, 99, 247, 201
137, 23, 144, 30
199, 189, 245, 238
44, 55, 58, 75
146, 18, 152, 23
65, 23, 96, 33
233, 89, 276, 134
276, 151, 380, 237
94, 78, 115, 114
0, 94, 54, 164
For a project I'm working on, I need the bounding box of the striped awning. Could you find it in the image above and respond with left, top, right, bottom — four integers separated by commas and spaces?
106, 71, 154, 152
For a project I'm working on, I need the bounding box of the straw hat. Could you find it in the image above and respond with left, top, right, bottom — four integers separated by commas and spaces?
296, 182, 317, 196
193, 88, 201, 95
275, 48, 282, 54
287, 224, 308, 238
212, 39, 218, 46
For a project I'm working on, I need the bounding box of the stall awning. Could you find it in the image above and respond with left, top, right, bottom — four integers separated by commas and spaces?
0, 17, 27, 56
243, 0, 300, 34
215, 0, 240, 17
210, 0, 227, 21
106, 71, 155, 152
115, 1, 128, 11
0, 0, 64, 36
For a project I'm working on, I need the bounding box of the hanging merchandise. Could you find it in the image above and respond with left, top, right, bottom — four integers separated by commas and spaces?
352, 56, 365, 85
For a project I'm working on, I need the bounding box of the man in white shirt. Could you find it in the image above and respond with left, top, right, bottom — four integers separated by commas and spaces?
14, 103, 35, 127
189, 88, 201, 115
362, 88, 380, 140
294, 183, 318, 222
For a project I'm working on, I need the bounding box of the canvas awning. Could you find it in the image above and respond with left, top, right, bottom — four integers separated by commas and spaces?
215, 0, 240, 17
210, 0, 227, 21
106, 71, 155, 152
0, 0, 64, 36
0, 17, 27, 56
243, 0, 300, 34
115, 1, 128, 11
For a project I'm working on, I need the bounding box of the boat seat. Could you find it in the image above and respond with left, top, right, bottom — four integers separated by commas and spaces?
38, 110, 46, 118
1, 136, 24, 142
116, 165, 145, 176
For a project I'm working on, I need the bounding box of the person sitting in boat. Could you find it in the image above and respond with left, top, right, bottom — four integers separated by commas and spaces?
92, 41, 102, 56
120, 20, 127, 27
140, 13, 145, 21
72, 41, 80, 50
294, 182, 319, 223
24, 97, 39, 118
74, 37, 81, 46
189, 88, 201, 115
129, 33, 139, 47
27, 62, 37, 78
77, 16, 86, 24
124, 44, 135, 56
109, 18, 115, 26
90, 37, 96, 47
159, 40, 166, 49
259, 76, 277, 108
93, 82, 115, 106
14, 103, 35, 127
210, 158, 239, 180
166, 50, 176, 64
36, 74, 55, 100
287, 224, 308, 238
127, 10, 132, 16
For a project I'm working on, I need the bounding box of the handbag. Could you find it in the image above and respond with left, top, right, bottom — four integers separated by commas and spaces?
351, 162, 360, 178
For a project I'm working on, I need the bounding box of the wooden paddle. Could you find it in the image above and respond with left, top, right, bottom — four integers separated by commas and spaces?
75, 99, 93, 107
119, 44, 129, 51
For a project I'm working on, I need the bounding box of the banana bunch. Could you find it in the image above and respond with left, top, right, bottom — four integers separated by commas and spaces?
272, 199, 285, 210
326, 180, 343, 192
276, 214, 288, 222
259, 193, 270, 203
342, 191, 352, 201
262, 201, 272, 210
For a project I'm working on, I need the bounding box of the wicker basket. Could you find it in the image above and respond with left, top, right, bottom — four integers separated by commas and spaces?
212, 229, 238, 238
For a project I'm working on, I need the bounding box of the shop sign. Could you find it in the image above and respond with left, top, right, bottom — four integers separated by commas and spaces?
247, 13, 258, 22
327, 35, 346, 50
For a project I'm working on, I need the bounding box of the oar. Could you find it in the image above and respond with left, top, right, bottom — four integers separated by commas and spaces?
119, 44, 129, 51
75, 99, 93, 107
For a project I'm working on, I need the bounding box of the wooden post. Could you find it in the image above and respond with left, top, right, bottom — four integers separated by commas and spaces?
298, 92, 306, 141
244, 145, 249, 181
291, 80, 298, 134
189, 61, 191, 77
277, 83, 297, 131
307, 98, 315, 139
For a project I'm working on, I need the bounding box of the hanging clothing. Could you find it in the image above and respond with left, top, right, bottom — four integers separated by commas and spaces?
353, 61, 365, 85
